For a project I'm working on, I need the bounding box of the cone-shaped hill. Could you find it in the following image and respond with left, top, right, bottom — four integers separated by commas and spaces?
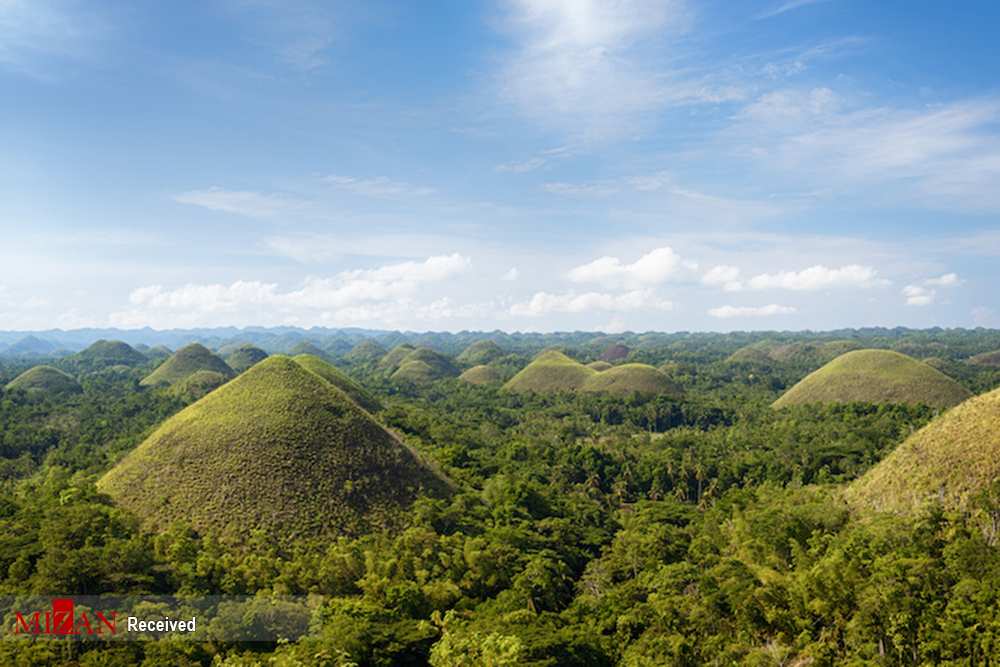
503, 350, 597, 393
71, 340, 147, 368
170, 370, 231, 402
459, 364, 503, 386
378, 344, 416, 371
846, 387, 1000, 515
98, 357, 451, 543
581, 363, 682, 397
457, 340, 504, 366
288, 341, 331, 360
390, 348, 460, 385
5, 365, 82, 395
140, 343, 235, 387
224, 344, 269, 373
772, 349, 971, 409
346, 340, 387, 363
969, 350, 1000, 368
292, 354, 381, 412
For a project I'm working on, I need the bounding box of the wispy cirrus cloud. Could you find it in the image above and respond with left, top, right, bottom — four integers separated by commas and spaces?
756, 0, 833, 20
0, 0, 106, 78
323, 175, 435, 198
173, 187, 307, 218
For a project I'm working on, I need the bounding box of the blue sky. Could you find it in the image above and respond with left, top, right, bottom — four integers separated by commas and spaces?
1, 0, 998, 333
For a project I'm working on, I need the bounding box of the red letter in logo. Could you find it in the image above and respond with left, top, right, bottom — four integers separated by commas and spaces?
52, 599, 76, 636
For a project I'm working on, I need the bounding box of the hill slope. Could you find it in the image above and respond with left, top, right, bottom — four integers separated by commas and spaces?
292, 354, 381, 412
390, 348, 459, 384
969, 350, 1000, 367
140, 343, 235, 387
72, 340, 147, 368
346, 340, 387, 363
773, 349, 971, 409
503, 350, 596, 393
847, 387, 1000, 514
170, 370, 231, 401
581, 363, 681, 397
224, 344, 269, 373
5, 365, 82, 395
457, 340, 504, 366
378, 344, 416, 371
458, 364, 503, 386
99, 357, 450, 543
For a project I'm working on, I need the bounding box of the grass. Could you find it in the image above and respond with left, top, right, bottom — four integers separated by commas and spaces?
773, 349, 971, 409
5, 365, 81, 395
378, 344, 416, 370
140, 343, 235, 387
969, 350, 1000, 367
170, 370, 231, 401
73, 340, 147, 367
389, 348, 459, 384
586, 361, 613, 371
846, 386, 1000, 515
288, 341, 330, 360
581, 363, 682, 397
456, 340, 504, 366
224, 344, 269, 373
98, 356, 451, 544
292, 354, 381, 412
503, 350, 597, 393
458, 364, 503, 385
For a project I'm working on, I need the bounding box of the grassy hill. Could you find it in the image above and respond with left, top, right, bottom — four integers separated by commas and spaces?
728, 339, 861, 366
773, 349, 971, 409
71, 339, 147, 368
458, 364, 503, 386
969, 350, 1000, 367
287, 341, 331, 360
224, 344, 269, 373
503, 350, 596, 393
5, 365, 82, 395
346, 340, 387, 363
292, 354, 381, 412
170, 370, 231, 401
456, 340, 504, 366
587, 361, 613, 371
599, 343, 631, 363
846, 386, 1000, 514
140, 343, 235, 387
581, 363, 682, 397
378, 344, 417, 371
98, 357, 451, 543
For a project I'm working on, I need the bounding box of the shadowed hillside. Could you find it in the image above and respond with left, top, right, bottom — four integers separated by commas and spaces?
99, 357, 451, 543
224, 344, 269, 373
773, 349, 971, 409
390, 348, 459, 384
457, 340, 504, 366
140, 343, 235, 387
969, 350, 1000, 367
346, 339, 387, 363
292, 354, 381, 412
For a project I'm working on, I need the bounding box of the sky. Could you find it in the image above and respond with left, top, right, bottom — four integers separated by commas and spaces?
1, 0, 998, 333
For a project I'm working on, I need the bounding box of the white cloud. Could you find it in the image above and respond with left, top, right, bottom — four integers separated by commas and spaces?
501, 267, 520, 281
568, 247, 684, 288
173, 187, 305, 218
708, 304, 797, 318
111, 254, 471, 328
756, 0, 832, 20
701, 265, 743, 291
323, 175, 434, 198
902, 284, 935, 306
510, 289, 672, 316
747, 264, 887, 291
543, 181, 619, 196
925, 272, 962, 287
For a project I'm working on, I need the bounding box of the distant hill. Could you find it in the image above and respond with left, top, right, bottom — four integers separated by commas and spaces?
4, 365, 82, 395
503, 350, 597, 393
140, 343, 235, 387
224, 344, 269, 373
581, 363, 681, 397
287, 341, 331, 360
378, 344, 417, 371
390, 348, 460, 385
773, 349, 971, 409
458, 364, 503, 386
3, 335, 61, 357
969, 350, 1000, 367
292, 354, 381, 412
587, 361, 613, 371
145, 345, 173, 361
599, 343, 631, 363
847, 386, 1000, 515
70, 339, 147, 369
456, 340, 504, 366
99, 356, 450, 543
728, 339, 861, 366
346, 340, 387, 363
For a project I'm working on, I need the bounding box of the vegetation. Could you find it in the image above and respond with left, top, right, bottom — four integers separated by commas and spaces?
99, 357, 450, 543
140, 343, 235, 387
458, 364, 503, 385
580, 363, 682, 397
848, 385, 1000, 514
587, 360, 613, 371
391, 348, 460, 384
287, 340, 331, 360
503, 349, 597, 393
773, 349, 971, 409
292, 353, 381, 412
599, 343, 631, 362
457, 339, 505, 366
379, 344, 418, 371
970, 349, 1000, 367
68, 339, 147, 370
223, 343, 269, 373
4, 365, 81, 396
169, 369, 231, 402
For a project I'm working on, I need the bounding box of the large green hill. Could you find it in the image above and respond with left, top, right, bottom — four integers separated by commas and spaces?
458, 364, 503, 386
378, 344, 417, 371
581, 363, 682, 397
847, 386, 1000, 514
503, 350, 597, 393
456, 340, 504, 366
98, 357, 450, 543
346, 339, 387, 363
71, 339, 147, 368
5, 365, 82, 395
773, 349, 971, 409
389, 348, 459, 384
140, 343, 235, 387
224, 344, 269, 373
288, 341, 331, 360
292, 354, 381, 412
170, 370, 231, 402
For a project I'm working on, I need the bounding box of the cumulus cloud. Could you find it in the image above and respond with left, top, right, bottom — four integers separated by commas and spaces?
173, 187, 305, 218
707, 304, 797, 319
510, 289, 672, 316
902, 272, 963, 306
701, 265, 743, 291
567, 247, 685, 288
111, 254, 471, 327
925, 272, 963, 287
323, 175, 434, 198
747, 264, 887, 291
